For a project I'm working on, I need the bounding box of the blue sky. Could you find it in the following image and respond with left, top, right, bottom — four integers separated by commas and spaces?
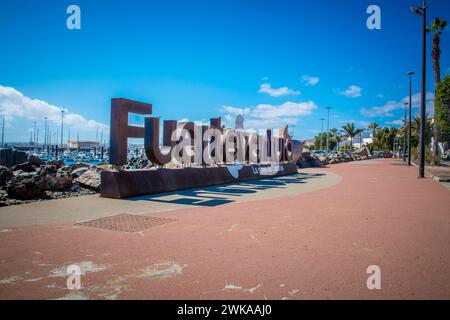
0, 0, 449, 143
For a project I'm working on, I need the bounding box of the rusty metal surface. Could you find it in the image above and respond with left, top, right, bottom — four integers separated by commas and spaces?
100, 163, 298, 199
109, 98, 152, 166
75, 214, 176, 232
144, 117, 176, 165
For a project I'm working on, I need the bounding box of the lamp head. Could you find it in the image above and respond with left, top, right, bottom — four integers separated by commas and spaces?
410, 7, 423, 15
407, 71, 415, 76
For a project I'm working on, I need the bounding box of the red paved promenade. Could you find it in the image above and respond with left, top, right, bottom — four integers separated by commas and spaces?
0, 159, 449, 299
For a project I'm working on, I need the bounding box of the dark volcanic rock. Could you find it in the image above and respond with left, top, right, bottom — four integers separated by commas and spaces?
1, 158, 102, 205
127, 156, 152, 169
45, 159, 64, 169
297, 152, 325, 168
46, 171, 73, 191
67, 183, 81, 192
6, 172, 49, 199
28, 155, 45, 166
0, 166, 13, 186
11, 161, 36, 173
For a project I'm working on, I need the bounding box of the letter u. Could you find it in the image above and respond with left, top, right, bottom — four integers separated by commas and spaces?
144, 118, 177, 165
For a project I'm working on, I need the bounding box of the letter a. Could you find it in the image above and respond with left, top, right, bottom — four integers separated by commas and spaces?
366, 265, 381, 290
66, 5, 81, 30
366, 5, 381, 30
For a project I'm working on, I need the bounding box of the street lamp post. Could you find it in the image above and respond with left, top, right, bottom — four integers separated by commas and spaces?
60, 110, 64, 147
403, 102, 408, 162
325, 107, 332, 150
407, 71, 415, 166
1, 116, 4, 146
33, 121, 37, 145
319, 118, 325, 150
411, 0, 427, 178
44, 117, 47, 147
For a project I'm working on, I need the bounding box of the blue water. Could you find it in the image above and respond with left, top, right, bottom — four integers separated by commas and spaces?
64, 160, 102, 166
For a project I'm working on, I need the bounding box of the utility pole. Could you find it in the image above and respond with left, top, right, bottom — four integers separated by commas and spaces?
1, 116, 5, 146
407, 72, 415, 166
319, 118, 325, 150
325, 107, 332, 150
44, 117, 47, 147
403, 102, 408, 162
33, 121, 37, 145
60, 110, 65, 147
411, 0, 427, 178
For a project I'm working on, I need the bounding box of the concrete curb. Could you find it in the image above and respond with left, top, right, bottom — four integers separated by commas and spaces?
410, 160, 450, 182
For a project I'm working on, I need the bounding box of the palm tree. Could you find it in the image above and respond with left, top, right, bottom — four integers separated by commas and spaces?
427, 17, 447, 163
335, 135, 342, 150
341, 122, 357, 150
368, 122, 379, 145
428, 17, 447, 87
329, 128, 338, 150
410, 115, 433, 147
356, 128, 364, 148
329, 128, 338, 136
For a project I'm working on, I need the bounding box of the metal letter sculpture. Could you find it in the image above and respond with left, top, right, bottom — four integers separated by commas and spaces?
102, 98, 303, 198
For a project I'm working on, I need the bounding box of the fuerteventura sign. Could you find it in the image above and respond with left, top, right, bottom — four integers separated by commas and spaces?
100, 98, 303, 198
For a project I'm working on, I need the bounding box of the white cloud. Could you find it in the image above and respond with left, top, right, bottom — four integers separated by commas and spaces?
358, 120, 371, 127
385, 119, 404, 126
376, 93, 384, 98
336, 85, 362, 98
301, 75, 320, 86
0, 85, 108, 131
258, 83, 300, 97
361, 92, 435, 117
221, 101, 316, 131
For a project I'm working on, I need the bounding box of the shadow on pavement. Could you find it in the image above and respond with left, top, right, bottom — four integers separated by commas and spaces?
126, 172, 325, 207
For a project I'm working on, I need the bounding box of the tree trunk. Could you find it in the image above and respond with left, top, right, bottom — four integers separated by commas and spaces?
432, 34, 441, 164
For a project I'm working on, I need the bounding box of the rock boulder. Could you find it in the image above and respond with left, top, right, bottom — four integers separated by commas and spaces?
74, 170, 101, 191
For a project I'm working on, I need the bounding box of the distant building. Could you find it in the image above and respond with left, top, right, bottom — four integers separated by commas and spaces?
68, 140, 100, 149
347, 131, 373, 149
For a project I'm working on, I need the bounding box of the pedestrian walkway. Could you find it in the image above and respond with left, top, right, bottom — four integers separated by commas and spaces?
0, 159, 448, 299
